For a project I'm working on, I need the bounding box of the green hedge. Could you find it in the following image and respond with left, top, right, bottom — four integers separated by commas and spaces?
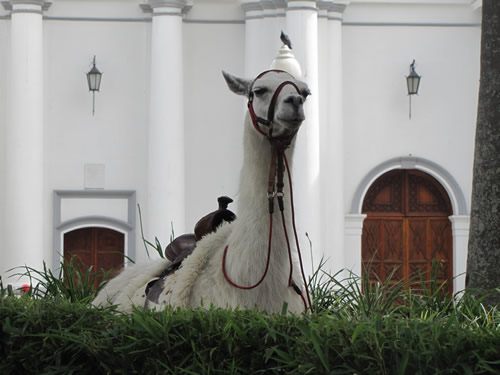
1, 298, 499, 374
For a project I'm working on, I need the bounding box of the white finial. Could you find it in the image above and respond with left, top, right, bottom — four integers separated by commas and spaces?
270, 42, 302, 78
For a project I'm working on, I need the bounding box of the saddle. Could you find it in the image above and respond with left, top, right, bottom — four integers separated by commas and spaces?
165, 196, 236, 262
145, 196, 236, 304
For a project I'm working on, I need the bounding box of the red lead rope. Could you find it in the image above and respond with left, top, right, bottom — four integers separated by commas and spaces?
284, 154, 313, 311
221, 152, 312, 313
222, 213, 273, 290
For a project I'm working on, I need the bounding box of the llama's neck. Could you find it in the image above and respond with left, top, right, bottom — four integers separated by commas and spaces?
226, 114, 296, 288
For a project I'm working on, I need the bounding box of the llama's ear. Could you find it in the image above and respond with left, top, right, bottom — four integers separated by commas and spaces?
222, 71, 251, 96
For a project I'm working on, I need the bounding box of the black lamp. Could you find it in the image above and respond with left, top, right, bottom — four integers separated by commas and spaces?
406, 59, 421, 119
86, 56, 102, 116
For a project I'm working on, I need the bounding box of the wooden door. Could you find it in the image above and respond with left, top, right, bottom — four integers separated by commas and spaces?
362, 170, 453, 294
64, 227, 124, 285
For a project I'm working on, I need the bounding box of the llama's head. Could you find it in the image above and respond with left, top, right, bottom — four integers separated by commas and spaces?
223, 70, 310, 143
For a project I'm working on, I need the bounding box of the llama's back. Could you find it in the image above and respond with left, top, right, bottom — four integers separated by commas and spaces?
93, 221, 235, 312
92, 258, 170, 312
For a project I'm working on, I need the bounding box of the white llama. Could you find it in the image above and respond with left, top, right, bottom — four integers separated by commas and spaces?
93, 70, 311, 314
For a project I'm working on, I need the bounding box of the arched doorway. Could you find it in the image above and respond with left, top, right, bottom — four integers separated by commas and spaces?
64, 227, 124, 285
361, 169, 453, 294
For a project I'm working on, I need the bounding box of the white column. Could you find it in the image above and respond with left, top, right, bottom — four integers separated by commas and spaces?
286, 0, 320, 274
146, 0, 189, 248
242, 1, 285, 78
344, 214, 366, 277
449, 215, 470, 293
321, 1, 348, 274
242, 1, 263, 77
2, 0, 48, 285
261, 1, 285, 65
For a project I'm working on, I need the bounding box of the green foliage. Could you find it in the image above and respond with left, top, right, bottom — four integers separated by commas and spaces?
0, 277, 15, 298
8, 256, 109, 304
0, 298, 498, 374
1, 256, 499, 373
308, 261, 406, 319
308, 259, 499, 329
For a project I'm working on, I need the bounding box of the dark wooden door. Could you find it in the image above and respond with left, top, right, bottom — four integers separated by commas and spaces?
64, 227, 124, 283
362, 170, 453, 294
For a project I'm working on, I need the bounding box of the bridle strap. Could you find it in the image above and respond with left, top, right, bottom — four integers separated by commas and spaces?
267, 80, 301, 129
247, 70, 301, 140
247, 101, 269, 137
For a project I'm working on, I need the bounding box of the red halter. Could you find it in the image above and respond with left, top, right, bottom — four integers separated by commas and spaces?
222, 70, 313, 312
246, 70, 302, 141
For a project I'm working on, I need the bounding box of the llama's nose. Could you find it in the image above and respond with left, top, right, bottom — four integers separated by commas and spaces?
284, 94, 304, 107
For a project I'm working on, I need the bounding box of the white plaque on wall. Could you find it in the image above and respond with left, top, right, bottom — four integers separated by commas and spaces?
84, 163, 105, 189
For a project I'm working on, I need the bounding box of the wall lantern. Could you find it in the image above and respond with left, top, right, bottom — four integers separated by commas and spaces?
86, 56, 102, 116
406, 59, 421, 119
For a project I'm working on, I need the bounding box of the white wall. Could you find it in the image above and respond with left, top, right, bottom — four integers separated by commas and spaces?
183, 21, 245, 232
41, 1, 246, 264
343, 24, 480, 215
0, 0, 482, 278
43, 17, 150, 263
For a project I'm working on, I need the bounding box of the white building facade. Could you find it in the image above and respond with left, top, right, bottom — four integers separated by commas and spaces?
0, 0, 481, 292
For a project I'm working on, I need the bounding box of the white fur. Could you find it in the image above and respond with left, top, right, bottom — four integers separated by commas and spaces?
92, 258, 170, 313
93, 71, 309, 314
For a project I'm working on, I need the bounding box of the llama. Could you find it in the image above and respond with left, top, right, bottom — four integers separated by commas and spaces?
93, 70, 311, 314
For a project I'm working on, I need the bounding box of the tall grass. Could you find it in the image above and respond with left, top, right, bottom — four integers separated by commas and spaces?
3, 254, 498, 330
7, 256, 110, 304
0, 298, 498, 374
308, 258, 499, 330
1, 256, 499, 373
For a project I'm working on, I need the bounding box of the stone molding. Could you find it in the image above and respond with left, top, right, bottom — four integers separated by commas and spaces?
449, 215, 470, 237
241, 0, 348, 15
344, 214, 367, 236
286, 0, 318, 12
52, 190, 137, 270
470, 0, 481, 10
318, 0, 349, 13
241, 0, 286, 13
140, 0, 192, 14
1, 0, 51, 11
350, 156, 468, 216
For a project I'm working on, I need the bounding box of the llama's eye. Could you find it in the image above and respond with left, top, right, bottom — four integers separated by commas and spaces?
253, 87, 268, 96
301, 88, 311, 98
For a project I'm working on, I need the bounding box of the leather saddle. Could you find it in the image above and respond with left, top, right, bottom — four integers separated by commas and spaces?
145, 196, 236, 303
165, 195, 236, 263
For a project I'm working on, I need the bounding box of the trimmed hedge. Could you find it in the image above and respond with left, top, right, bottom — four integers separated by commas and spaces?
1, 298, 499, 374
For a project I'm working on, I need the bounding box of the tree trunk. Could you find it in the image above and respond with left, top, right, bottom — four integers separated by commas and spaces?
466, 0, 500, 306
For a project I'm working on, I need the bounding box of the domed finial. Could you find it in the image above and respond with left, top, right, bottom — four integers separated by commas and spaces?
280, 30, 292, 50
270, 32, 302, 78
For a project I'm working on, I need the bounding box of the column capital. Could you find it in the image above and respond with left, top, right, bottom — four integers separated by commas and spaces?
318, 0, 349, 17
2, 0, 51, 13
140, 0, 192, 15
449, 215, 470, 237
241, 0, 285, 13
286, 0, 318, 11
344, 214, 367, 236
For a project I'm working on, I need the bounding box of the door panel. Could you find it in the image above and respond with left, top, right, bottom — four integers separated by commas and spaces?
362, 170, 453, 294
64, 227, 124, 286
